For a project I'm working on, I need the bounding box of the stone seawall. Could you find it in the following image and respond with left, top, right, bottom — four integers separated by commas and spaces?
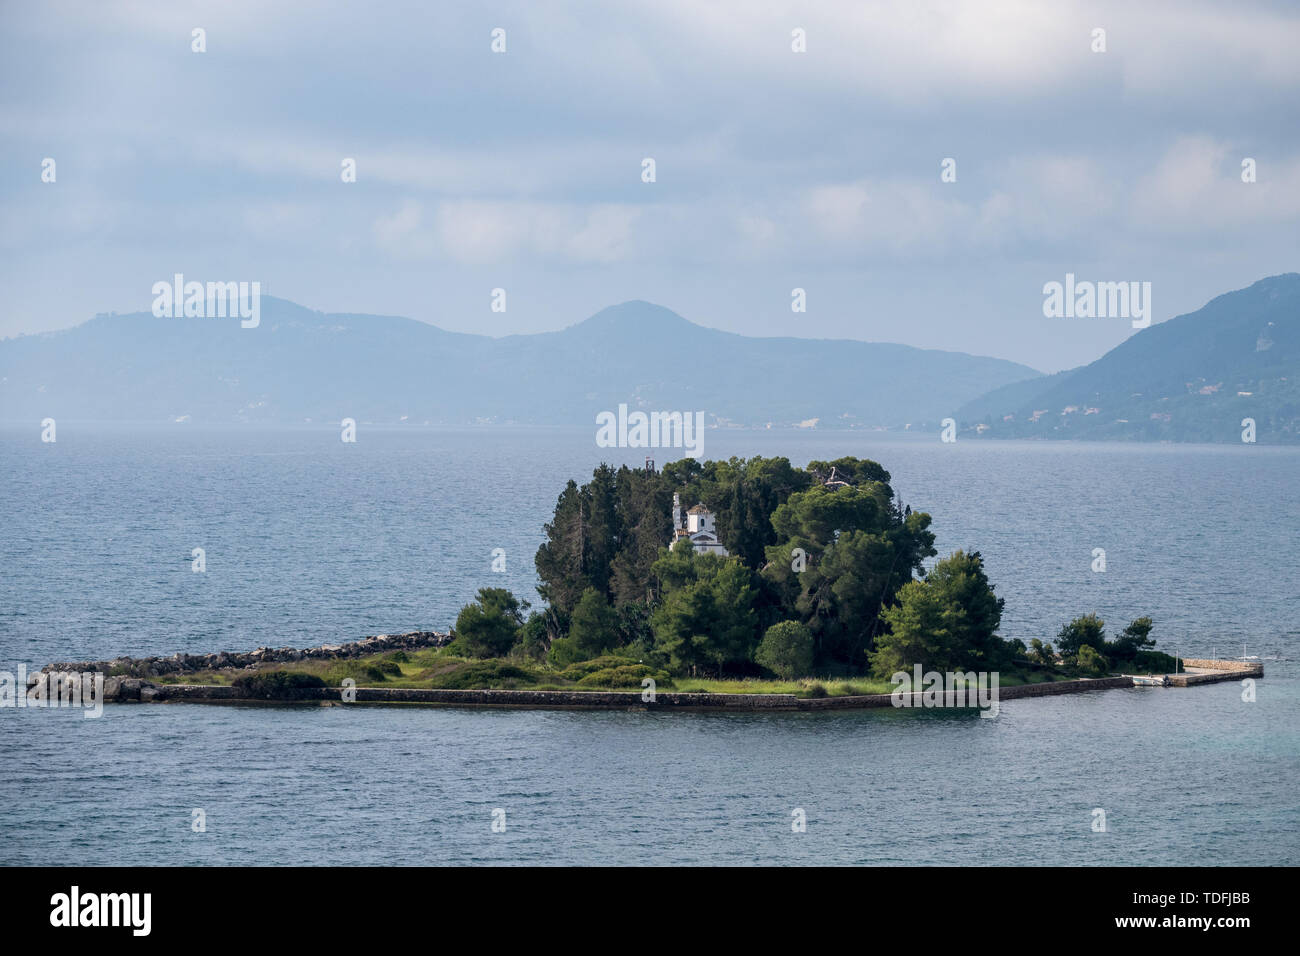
43, 630, 453, 679
97, 674, 1136, 712
799, 675, 1133, 709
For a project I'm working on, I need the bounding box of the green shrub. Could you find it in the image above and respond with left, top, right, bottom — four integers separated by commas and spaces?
428, 661, 540, 690
322, 660, 390, 684
1028, 638, 1057, 666
383, 650, 410, 664
575, 664, 668, 689
804, 682, 828, 699
232, 671, 327, 700
560, 655, 640, 680
454, 588, 528, 658
547, 637, 585, 668
514, 612, 551, 662
1074, 644, 1111, 677
755, 620, 814, 678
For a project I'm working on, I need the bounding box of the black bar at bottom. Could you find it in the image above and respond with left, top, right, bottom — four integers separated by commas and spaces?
3, 865, 1281, 941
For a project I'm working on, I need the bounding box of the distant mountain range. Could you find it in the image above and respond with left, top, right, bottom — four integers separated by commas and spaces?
4, 278, 1296, 441
0, 298, 1039, 427
955, 273, 1300, 443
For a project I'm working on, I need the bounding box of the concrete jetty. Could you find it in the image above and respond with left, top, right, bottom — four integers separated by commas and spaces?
1164, 658, 1263, 687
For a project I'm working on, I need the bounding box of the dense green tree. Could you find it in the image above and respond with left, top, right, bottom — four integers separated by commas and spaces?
806, 457, 892, 487
613, 600, 654, 649
704, 559, 761, 674
789, 529, 900, 666
755, 621, 814, 678
650, 537, 700, 591
583, 464, 621, 595
1075, 644, 1110, 676
514, 611, 550, 662
569, 586, 620, 658
530, 456, 992, 679
764, 478, 935, 670
770, 483, 895, 549
534, 466, 623, 618
920, 550, 1006, 666
1003, 638, 1029, 662
1107, 616, 1156, 663
454, 588, 528, 658
547, 636, 584, 667
719, 457, 811, 566
870, 579, 962, 676
868, 551, 1010, 675
535, 480, 595, 617
659, 455, 705, 490
609, 465, 673, 605
1028, 638, 1056, 665
650, 580, 715, 675
650, 547, 758, 676
1056, 613, 1107, 657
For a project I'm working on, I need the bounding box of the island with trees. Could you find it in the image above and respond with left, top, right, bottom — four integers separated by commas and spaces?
434, 455, 1178, 695
51, 455, 1187, 705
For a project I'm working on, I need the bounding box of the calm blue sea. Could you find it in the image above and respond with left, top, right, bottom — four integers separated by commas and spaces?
1, 424, 1297, 865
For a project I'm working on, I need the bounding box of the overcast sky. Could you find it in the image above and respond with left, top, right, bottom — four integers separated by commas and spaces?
2, 0, 1298, 372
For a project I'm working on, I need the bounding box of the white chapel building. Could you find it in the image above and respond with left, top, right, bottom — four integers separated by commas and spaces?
670, 493, 729, 556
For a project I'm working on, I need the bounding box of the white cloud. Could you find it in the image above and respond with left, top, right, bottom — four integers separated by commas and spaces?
1132, 137, 1300, 231
372, 200, 436, 258
371, 200, 644, 265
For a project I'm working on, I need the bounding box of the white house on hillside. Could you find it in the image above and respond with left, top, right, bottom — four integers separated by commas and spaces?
669, 493, 729, 556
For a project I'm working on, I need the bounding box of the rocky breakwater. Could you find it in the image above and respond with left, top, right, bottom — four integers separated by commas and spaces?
41, 630, 454, 681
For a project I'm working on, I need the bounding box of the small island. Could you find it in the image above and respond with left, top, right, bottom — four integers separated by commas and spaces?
40, 455, 1261, 712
